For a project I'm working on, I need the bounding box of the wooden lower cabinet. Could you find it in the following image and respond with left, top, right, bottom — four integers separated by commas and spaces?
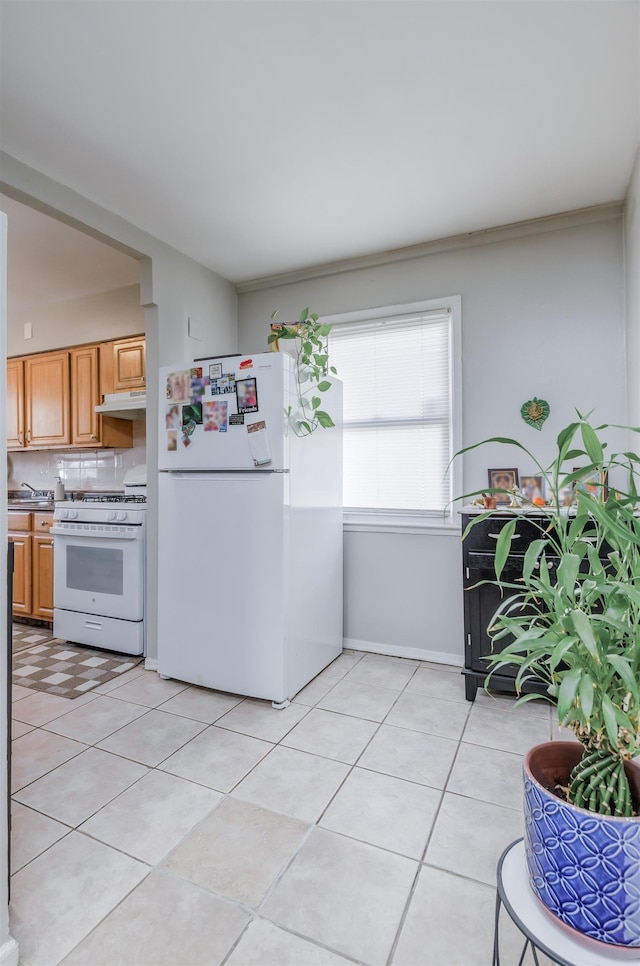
32, 534, 54, 620
8, 532, 32, 616
8, 511, 54, 622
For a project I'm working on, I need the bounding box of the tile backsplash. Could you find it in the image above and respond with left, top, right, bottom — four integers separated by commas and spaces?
7, 421, 146, 492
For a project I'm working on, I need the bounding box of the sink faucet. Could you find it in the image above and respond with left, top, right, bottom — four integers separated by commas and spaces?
21, 482, 37, 492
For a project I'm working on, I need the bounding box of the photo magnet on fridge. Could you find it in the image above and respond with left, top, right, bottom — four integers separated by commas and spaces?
166, 404, 181, 430
190, 376, 209, 403
203, 400, 229, 432
191, 367, 203, 379
209, 363, 223, 380
166, 370, 190, 403
182, 403, 203, 426
211, 374, 236, 395
167, 430, 178, 451
236, 377, 258, 414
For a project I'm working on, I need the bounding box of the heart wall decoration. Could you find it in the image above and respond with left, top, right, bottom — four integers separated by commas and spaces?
521, 397, 550, 430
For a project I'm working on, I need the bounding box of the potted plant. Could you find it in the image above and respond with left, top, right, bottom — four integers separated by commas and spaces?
268, 307, 337, 437
459, 413, 640, 947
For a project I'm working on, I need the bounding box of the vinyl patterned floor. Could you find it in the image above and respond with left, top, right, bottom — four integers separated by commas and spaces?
10, 650, 561, 966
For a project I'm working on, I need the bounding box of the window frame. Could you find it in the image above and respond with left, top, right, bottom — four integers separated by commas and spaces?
322, 296, 462, 534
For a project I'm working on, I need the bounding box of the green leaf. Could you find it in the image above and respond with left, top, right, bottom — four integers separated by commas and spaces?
299, 421, 312, 434
558, 666, 582, 719
606, 654, 639, 699
317, 381, 332, 392
494, 519, 517, 582
316, 410, 335, 429
329, 366, 337, 374
581, 422, 604, 464
569, 609, 600, 661
556, 554, 580, 598
578, 671, 594, 717
312, 396, 321, 409
316, 324, 332, 336
601, 695, 620, 750
299, 307, 309, 323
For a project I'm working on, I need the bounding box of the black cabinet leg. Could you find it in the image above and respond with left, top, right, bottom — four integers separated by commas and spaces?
464, 676, 477, 702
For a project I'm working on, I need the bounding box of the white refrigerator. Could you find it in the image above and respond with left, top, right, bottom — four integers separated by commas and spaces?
157, 351, 343, 705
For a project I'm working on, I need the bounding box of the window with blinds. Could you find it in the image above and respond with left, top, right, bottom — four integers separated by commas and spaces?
328, 299, 461, 523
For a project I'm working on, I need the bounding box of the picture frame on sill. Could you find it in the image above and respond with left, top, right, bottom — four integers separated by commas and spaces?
520, 474, 544, 504
573, 467, 609, 503
488, 467, 519, 504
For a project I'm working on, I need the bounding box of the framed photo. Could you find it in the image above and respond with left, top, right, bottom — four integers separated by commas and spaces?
488, 468, 520, 504
520, 474, 544, 504
573, 468, 608, 503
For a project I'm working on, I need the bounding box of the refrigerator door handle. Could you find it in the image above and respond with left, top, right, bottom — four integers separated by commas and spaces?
166, 470, 287, 481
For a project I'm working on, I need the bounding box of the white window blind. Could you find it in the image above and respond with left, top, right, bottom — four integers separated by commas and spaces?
329, 306, 456, 519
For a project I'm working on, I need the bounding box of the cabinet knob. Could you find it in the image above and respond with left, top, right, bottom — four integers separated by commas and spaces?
90, 434, 96, 440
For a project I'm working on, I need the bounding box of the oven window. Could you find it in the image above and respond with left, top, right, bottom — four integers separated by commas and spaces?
66, 546, 124, 596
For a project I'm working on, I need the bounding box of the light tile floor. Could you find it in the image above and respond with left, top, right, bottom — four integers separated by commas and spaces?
10, 650, 561, 966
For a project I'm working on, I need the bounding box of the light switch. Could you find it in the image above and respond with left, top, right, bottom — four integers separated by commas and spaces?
24, 322, 33, 339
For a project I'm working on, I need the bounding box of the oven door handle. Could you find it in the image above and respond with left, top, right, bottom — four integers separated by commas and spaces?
50, 526, 141, 540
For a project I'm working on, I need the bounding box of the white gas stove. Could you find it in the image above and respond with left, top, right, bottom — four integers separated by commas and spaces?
52, 467, 147, 655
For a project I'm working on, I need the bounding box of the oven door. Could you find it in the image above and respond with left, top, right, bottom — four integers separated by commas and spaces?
52, 527, 144, 621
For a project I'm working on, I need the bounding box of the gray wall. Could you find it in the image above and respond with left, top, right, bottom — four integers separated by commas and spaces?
626, 145, 640, 431
7, 283, 144, 357
238, 210, 627, 663
1, 152, 238, 666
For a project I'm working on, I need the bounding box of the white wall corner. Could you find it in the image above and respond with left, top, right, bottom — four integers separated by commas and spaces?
343, 638, 463, 668
0, 938, 19, 966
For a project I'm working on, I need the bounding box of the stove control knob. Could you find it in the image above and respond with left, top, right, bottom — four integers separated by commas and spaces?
107, 511, 117, 521
67, 509, 78, 520
116, 511, 127, 522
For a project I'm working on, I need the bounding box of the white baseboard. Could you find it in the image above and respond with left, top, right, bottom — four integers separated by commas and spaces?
144, 657, 158, 671
0, 937, 19, 966
343, 637, 463, 668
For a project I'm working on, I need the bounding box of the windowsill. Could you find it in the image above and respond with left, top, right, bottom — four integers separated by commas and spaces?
343, 512, 461, 536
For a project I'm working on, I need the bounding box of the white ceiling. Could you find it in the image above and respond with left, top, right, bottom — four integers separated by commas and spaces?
1, 0, 639, 288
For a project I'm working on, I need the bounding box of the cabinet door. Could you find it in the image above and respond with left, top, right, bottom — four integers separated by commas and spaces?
7, 358, 25, 449
32, 535, 54, 620
9, 533, 32, 615
24, 351, 70, 447
113, 338, 145, 391
70, 345, 100, 445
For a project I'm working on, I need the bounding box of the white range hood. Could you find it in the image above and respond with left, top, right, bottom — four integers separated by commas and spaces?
96, 390, 146, 420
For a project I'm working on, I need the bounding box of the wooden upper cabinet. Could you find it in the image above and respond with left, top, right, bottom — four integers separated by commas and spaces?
24, 351, 70, 447
113, 338, 145, 391
71, 345, 100, 445
7, 357, 25, 449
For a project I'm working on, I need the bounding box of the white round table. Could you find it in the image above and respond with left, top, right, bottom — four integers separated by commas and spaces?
493, 839, 640, 966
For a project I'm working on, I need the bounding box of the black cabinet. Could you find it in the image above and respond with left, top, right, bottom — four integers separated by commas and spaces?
461, 511, 554, 702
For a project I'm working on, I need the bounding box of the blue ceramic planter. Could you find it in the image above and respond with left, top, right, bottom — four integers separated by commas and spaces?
524, 742, 640, 948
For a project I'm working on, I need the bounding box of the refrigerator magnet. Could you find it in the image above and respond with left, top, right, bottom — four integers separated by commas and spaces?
211, 374, 236, 395
247, 420, 272, 465
166, 404, 181, 430
166, 370, 190, 403
167, 430, 178, 451
236, 377, 258, 414
182, 403, 203, 426
182, 418, 196, 437
229, 413, 244, 426
190, 376, 209, 403
191, 367, 203, 379
181, 431, 192, 448
203, 399, 229, 432
209, 362, 223, 380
